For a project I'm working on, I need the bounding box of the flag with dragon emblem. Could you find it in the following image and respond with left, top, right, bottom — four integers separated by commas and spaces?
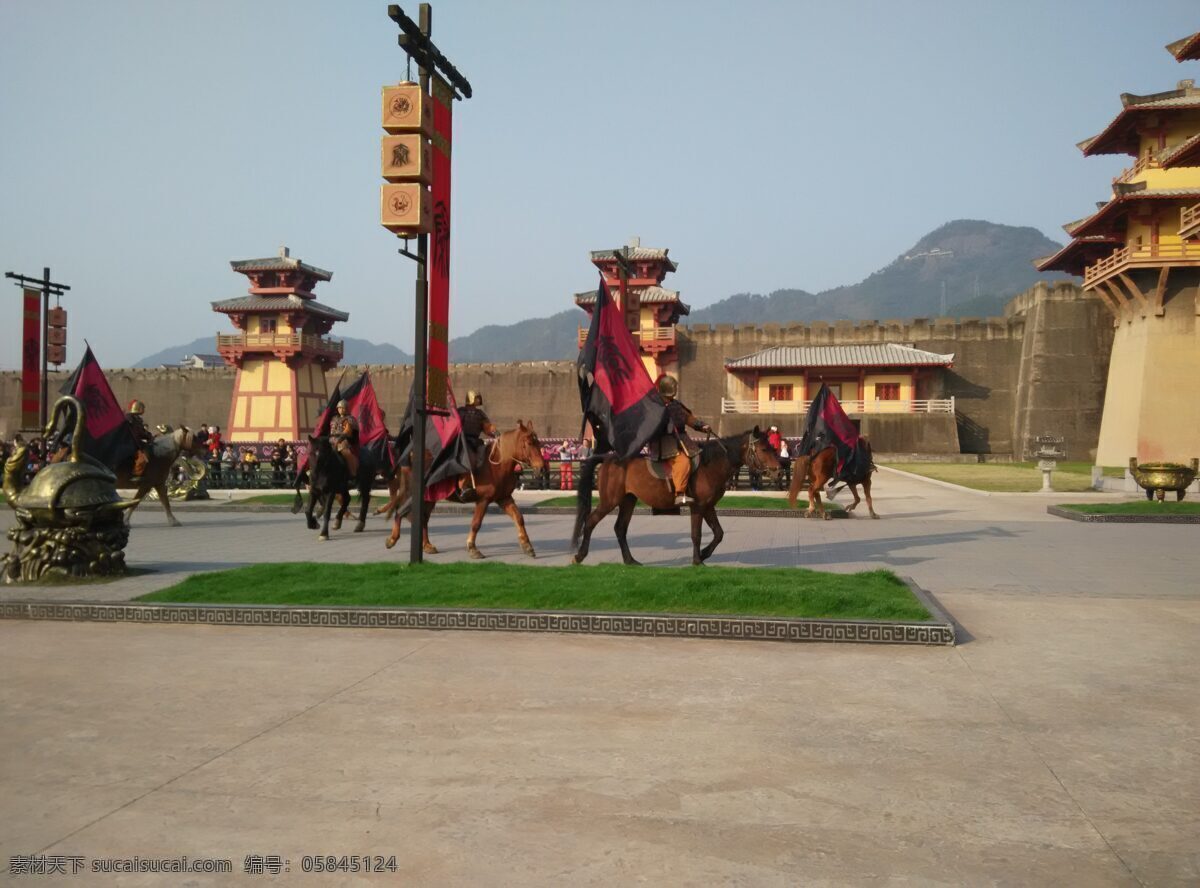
58, 345, 138, 468
577, 276, 668, 459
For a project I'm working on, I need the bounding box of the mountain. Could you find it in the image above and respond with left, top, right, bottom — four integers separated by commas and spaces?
448, 309, 587, 363
689, 220, 1071, 325
134, 336, 412, 368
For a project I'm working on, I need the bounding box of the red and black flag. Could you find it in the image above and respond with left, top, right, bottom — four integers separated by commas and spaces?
339, 371, 391, 470
57, 345, 138, 469
576, 276, 667, 459
395, 379, 470, 502
798, 383, 869, 480
297, 380, 343, 474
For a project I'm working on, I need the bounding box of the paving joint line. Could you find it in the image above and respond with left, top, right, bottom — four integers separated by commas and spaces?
35, 638, 436, 854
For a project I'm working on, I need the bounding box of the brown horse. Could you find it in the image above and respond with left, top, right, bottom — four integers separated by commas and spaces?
787, 439, 878, 520
383, 422, 547, 558
570, 428, 782, 566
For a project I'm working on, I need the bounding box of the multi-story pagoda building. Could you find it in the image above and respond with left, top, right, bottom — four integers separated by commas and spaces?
213, 247, 347, 442
1037, 31, 1200, 464
574, 237, 689, 380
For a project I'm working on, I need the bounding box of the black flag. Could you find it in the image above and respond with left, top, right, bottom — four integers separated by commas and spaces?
58, 346, 138, 469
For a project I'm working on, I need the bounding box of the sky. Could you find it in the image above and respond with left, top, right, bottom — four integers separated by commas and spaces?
2, 0, 1197, 369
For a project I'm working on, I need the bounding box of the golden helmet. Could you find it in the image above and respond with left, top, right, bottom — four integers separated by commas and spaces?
466, 390, 479, 406
656, 375, 678, 399
127, 399, 146, 415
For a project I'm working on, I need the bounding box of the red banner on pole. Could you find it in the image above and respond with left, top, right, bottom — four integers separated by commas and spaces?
21, 288, 41, 429
427, 74, 454, 409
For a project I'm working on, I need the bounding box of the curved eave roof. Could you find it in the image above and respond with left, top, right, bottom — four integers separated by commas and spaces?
1167, 32, 1200, 62
230, 257, 333, 281
211, 294, 349, 322
1160, 132, 1200, 168
574, 286, 691, 314
1079, 91, 1200, 157
1069, 188, 1200, 238
725, 344, 954, 371
589, 247, 678, 272
1034, 236, 1120, 276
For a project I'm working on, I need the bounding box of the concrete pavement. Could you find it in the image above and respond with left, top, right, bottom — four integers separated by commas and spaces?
1, 471, 1197, 885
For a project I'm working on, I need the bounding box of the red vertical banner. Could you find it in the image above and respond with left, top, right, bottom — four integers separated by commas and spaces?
427, 74, 454, 409
21, 289, 41, 429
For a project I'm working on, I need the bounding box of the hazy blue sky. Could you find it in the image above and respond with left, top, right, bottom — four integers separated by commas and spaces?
2, 1, 1197, 368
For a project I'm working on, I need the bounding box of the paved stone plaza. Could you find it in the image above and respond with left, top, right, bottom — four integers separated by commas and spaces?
1, 471, 1198, 885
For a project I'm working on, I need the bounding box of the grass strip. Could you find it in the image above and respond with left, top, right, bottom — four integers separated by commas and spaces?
1057, 500, 1200, 515
884, 462, 1100, 493
139, 562, 929, 621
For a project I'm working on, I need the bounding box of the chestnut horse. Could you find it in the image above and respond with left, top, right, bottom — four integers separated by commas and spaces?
383, 422, 546, 558
786, 439, 878, 519
571, 428, 782, 566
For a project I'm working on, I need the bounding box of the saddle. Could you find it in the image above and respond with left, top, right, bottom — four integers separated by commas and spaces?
644, 450, 700, 482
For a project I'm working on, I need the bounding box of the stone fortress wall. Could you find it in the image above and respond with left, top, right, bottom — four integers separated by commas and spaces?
0, 281, 1114, 461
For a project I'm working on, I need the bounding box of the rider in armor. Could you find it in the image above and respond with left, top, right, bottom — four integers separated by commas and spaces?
457, 390, 496, 500
126, 400, 155, 478
654, 375, 712, 506
329, 399, 360, 476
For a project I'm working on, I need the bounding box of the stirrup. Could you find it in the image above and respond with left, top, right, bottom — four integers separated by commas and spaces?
674, 494, 693, 506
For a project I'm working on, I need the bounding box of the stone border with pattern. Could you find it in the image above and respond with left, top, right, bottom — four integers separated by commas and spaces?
1046, 505, 1200, 524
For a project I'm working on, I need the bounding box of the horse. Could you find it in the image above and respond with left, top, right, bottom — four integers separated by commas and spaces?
293, 436, 376, 540
786, 439, 878, 520
570, 428, 782, 566
383, 421, 546, 559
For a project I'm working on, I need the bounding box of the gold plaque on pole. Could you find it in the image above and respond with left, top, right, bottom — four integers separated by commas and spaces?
381, 82, 432, 135
381, 135, 432, 184
380, 183, 432, 235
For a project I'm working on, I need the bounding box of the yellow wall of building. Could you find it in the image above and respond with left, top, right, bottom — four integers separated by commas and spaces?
239, 359, 266, 392
757, 374, 806, 403
266, 360, 293, 393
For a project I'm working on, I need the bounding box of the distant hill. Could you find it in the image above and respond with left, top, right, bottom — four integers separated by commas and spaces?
448, 309, 587, 363
135, 336, 412, 368
689, 220, 1071, 325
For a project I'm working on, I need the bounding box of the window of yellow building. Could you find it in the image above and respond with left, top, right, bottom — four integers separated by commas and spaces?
768, 383, 793, 401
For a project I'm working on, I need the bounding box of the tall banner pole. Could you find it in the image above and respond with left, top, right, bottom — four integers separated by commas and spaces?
21, 288, 41, 430
427, 73, 453, 410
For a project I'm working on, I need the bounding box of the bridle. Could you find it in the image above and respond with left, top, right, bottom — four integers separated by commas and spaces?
488, 428, 542, 470
742, 433, 778, 476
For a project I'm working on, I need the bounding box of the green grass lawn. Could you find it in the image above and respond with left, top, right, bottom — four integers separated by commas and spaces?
1057, 500, 1200, 515
139, 562, 929, 621
534, 494, 840, 511
883, 461, 1107, 493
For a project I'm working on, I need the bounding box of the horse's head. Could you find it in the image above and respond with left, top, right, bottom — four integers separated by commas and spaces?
176, 426, 208, 455
514, 421, 545, 470
747, 425, 784, 479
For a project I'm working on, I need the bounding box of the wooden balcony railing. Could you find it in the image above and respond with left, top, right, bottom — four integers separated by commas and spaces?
216, 332, 344, 361
577, 326, 676, 349
1083, 241, 1200, 288
1113, 153, 1159, 184
1180, 203, 1200, 240
721, 398, 955, 415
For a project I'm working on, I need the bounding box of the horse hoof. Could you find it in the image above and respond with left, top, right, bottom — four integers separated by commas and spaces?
354, 523, 365, 533
468, 548, 484, 560
318, 534, 328, 542
570, 554, 583, 565
307, 521, 318, 531
385, 537, 397, 550
623, 558, 642, 567
424, 544, 439, 554
522, 544, 536, 558
871, 513, 880, 520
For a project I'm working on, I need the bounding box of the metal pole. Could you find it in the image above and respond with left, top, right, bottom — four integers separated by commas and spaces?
409, 2, 432, 565
41, 266, 50, 429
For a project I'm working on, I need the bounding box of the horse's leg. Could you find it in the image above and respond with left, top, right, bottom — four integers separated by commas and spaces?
319, 491, 335, 540
700, 508, 724, 562
354, 479, 370, 532
497, 496, 535, 558
572, 496, 617, 565
305, 486, 319, 530
846, 483, 861, 515
154, 481, 182, 527
863, 476, 879, 519
422, 499, 438, 554
332, 489, 349, 531
614, 493, 640, 566
689, 504, 705, 566
465, 498, 488, 559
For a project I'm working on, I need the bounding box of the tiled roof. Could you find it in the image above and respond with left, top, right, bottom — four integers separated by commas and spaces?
1167, 32, 1200, 62
1079, 86, 1200, 156
575, 285, 683, 305
211, 294, 349, 321
1034, 235, 1120, 274
725, 344, 955, 370
1160, 132, 1200, 168
1068, 188, 1200, 238
589, 246, 678, 272
230, 256, 333, 280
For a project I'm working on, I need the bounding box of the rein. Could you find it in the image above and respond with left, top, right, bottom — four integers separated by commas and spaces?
488, 429, 537, 470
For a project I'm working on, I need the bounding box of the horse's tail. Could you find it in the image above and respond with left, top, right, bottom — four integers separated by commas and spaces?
570, 456, 603, 550
787, 454, 812, 509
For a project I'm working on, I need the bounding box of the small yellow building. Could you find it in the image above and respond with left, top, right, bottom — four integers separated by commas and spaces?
1036, 30, 1200, 464
722, 344, 955, 416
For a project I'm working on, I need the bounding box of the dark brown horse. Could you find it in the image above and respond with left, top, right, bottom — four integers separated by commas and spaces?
787, 439, 878, 519
570, 428, 782, 566
383, 422, 547, 558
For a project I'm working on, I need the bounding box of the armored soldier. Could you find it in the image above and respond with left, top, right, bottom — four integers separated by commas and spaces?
126, 400, 155, 478
457, 390, 496, 499
329, 399, 360, 476
653, 375, 712, 506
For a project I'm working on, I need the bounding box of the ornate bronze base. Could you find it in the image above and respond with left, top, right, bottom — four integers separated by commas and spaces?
2, 514, 130, 584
